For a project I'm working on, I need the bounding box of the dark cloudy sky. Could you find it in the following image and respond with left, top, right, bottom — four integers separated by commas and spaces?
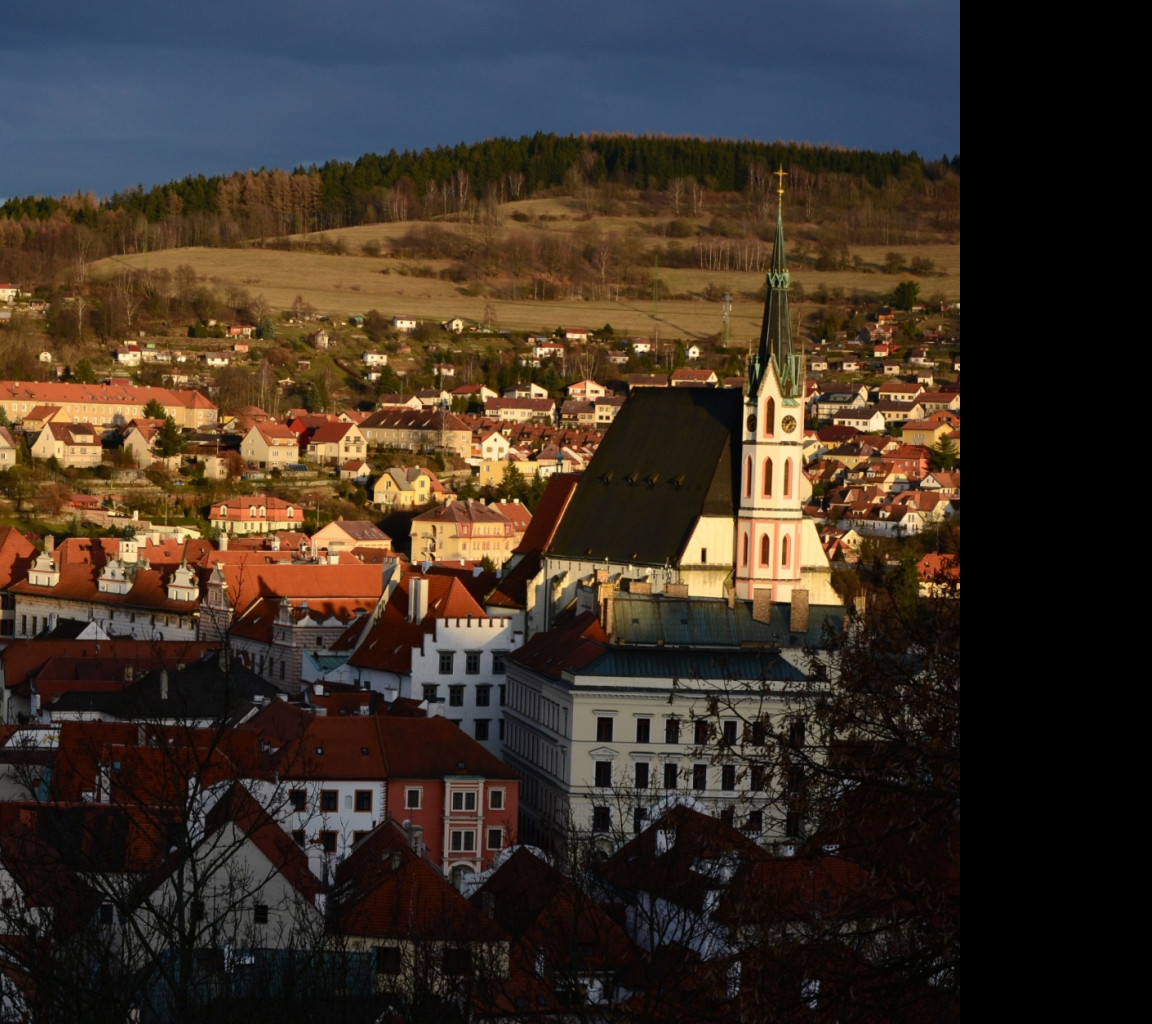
1, 0, 960, 201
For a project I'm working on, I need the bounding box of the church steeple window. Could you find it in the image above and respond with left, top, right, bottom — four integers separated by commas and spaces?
742, 533, 749, 567
764, 398, 775, 436
781, 535, 791, 567
783, 458, 793, 499
760, 535, 771, 567
743, 457, 752, 499
762, 458, 773, 497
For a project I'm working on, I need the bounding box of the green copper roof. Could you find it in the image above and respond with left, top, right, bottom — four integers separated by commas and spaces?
749, 197, 801, 399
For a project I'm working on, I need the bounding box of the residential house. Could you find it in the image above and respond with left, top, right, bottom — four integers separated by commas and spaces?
392, 316, 417, 332
362, 352, 389, 367
566, 380, 607, 400
502, 382, 549, 400
241, 422, 300, 469
594, 395, 625, 425
410, 500, 528, 567
483, 398, 555, 424
310, 521, 394, 555
373, 466, 450, 508
30, 421, 102, 468
208, 495, 303, 535
0, 427, 18, 471
305, 422, 367, 465
670, 368, 719, 388
441, 316, 466, 333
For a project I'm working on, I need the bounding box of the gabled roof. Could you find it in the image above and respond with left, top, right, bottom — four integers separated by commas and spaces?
333, 820, 506, 941
547, 388, 742, 566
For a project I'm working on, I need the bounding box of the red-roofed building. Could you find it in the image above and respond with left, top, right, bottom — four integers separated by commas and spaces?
305, 421, 366, 465
316, 568, 522, 756
0, 381, 216, 430
240, 422, 300, 469
208, 494, 302, 535
411, 499, 528, 567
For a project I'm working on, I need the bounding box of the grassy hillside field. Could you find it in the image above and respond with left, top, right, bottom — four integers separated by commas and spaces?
96, 196, 959, 344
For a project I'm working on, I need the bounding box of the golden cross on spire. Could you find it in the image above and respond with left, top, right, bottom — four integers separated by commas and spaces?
774, 164, 788, 197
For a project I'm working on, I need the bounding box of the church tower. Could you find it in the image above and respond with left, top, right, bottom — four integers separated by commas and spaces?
735, 169, 809, 604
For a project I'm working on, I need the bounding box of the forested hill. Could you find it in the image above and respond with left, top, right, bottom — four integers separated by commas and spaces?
3, 133, 958, 230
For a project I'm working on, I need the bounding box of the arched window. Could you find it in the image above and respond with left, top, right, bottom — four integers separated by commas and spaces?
781, 535, 791, 567
743, 457, 752, 499
764, 398, 775, 436
741, 533, 749, 567
760, 534, 771, 567
783, 458, 793, 499
762, 458, 773, 497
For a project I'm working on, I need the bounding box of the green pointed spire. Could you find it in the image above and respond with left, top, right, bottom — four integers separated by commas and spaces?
749, 167, 801, 400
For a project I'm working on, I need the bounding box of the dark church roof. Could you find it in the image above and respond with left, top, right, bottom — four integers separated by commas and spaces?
547, 388, 742, 567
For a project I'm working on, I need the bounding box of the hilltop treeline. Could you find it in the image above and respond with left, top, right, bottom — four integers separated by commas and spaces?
0, 133, 959, 285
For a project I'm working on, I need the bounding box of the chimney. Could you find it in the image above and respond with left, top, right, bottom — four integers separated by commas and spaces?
219, 533, 228, 551
752, 588, 773, 625
408, 823, 424, 855
727, 587, 737, 610
409, 577, 429, 622
160, 669, 169, 701
45, 535, 55, 555
789, 589, 810, 633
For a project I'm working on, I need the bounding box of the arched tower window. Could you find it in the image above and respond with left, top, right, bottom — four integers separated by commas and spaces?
783, 458, 793, 499
760, 534, 771, 567
742, 532, 749, 567
761, 458, 773, 497
743, 457, 752, 499
781, 535, 791, 567
764, 398, 775, 436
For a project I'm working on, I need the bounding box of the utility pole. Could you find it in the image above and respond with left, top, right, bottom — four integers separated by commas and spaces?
721, 292, 732, 348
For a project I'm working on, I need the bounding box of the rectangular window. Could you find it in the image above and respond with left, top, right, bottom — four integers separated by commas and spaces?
422, 684, 439, 703
723, 720, 739, 746
442, 948, 472, 975
633, 807, 647, 834
465, 651, 481, 675
752, 719, 768, 745
254, 904, 269, 925
439, 651, 454, 674
596, 716, 614, 742
788, 719, 806, 749
450, 830, 476, 852
665, 718, 681, 744
355, 790, 372, 813
594, 761, 612, 788
449, 685, 465, 707
499, 684, 506, 706
635, 762, 650, 789
292, 829, 305, 848
487, 827, 503, 850
635, 718, 651, 743
785, 812, 802, 838
663, 763, 679, 790
451, 791, 477, 812
750, 766, 766, 791
476, 685, 491, 707
376, 947, 402, 975
694, 719, 710, 746
692, 763, 708, 791
721, 765, 737, 791
492, 651, 507, 674
320, 790, 338, 812
489, 789, 504, 810
289, 789, 306, 812
745, 810, 763, 833
592, 806, 611, 833
320, 831, 337, 853
475, 719, 489, 741
406, 788, 421, 809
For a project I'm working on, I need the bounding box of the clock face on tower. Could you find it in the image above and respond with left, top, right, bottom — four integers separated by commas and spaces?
781, 415, 797, 434
746, 413, 757, 433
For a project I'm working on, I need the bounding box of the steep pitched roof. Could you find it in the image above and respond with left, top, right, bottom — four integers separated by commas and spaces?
548, 387, 742, 566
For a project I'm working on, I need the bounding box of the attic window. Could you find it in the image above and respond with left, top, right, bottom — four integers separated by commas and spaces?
316, 746, 324, 756
646, 472, 660, 486
672, 473, 686, 488
625, 471, 639, 484
361, 747, 369, 756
